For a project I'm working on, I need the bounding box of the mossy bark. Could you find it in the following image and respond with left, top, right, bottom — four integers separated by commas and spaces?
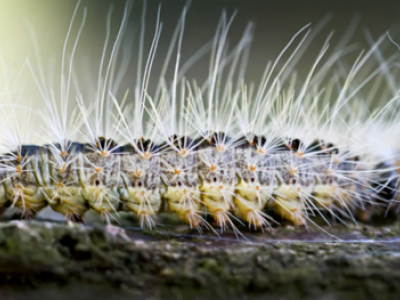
0, 220, 400, 300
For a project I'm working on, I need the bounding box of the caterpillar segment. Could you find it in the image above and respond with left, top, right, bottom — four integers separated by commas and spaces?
336, 156, 371, 222
41, 142, 88, 221
272, 151, 307, 226
295, 141, 344, 223
198, 133, 238, 232
298, 155, 317, 201
304, 141, 366, 224
119, 141, 161, 229
79, 141, 121, 222
233, 137, 277, 230
310, 155, 338, 210
303, 141, 338, 212
2, 146, 47, 218
160, 136, 204, 230
293, 141, 361, 225
372, 161, 400, 220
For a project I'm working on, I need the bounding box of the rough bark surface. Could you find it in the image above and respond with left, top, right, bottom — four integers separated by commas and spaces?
0, 218, 400, 300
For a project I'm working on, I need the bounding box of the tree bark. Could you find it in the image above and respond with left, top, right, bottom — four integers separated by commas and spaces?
0, 219, 399, 300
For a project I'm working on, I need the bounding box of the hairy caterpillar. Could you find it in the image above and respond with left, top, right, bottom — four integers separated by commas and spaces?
0, 0, 399, 237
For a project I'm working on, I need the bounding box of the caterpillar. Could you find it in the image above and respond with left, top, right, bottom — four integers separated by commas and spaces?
0, 0, 399, 237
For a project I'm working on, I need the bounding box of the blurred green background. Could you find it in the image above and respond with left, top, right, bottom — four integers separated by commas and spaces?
1, 0, 400, 109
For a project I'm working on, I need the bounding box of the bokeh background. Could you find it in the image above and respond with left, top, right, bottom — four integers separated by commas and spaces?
1, 0, 400, 121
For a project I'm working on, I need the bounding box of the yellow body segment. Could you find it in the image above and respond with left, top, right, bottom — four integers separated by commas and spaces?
273, 184, 305, 226
200, 180, 234, 226
80, 151, 121, 219
234, 179, 272, 228
120, 186, 160, 219
6, 184, 46, 217
40, 146, 89, 219
163, 186, 202, 226
119, 150, 162, 227
44, 186, 87, 219
313, 183, 336, 208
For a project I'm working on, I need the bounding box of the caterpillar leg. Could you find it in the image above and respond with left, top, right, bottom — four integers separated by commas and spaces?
44, 186, 88, 221
200, 180, 238, 232
273, 184, 306, 226
313, 183, 336, 209
272, 152, 307, 226
163, 186, 203, 228
7, 184, 46, 219
120, 185, 160, 228
83, 185, 120, 222
234, 179, 275, 229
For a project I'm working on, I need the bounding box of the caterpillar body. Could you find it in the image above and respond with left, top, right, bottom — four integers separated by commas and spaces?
0, 0, 399, 236
0, 133, 379, 231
